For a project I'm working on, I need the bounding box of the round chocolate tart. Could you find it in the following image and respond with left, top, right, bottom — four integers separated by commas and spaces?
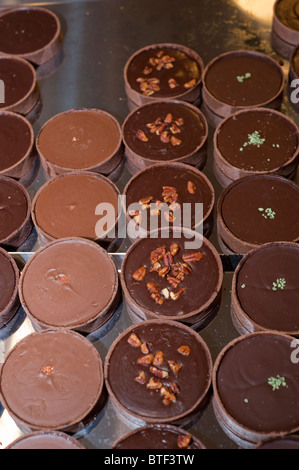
123, 162, 215, 240
112, 424, 205, 449
121, 228, 223, 329
105, 319, 212, 427
0, 329, 105, 433
122, 100, 208, 174
202, 50, 284, 127
0, 176, 33, 249
217, 174, 299, 255
19, 238, 120, 333
0, 111, 35, 180
213, 107, 299, 187
0, 7, 61, 65
212, 331, 299, 448
36, 108, 123, 177
6, 431, 85, 449
0, 248, 20, 329
256, 435, 299, 449
124, 43, 204, 108
32, 171, 120, 245
231, 242, 299, 336
272, 0, 299, 58
0, 56, 39, 115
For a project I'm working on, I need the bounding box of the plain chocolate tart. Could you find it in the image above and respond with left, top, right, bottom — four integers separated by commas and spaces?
0, 7, 61, 66
121, 228, 223, 329
122, 100, 208, 174
112, 424, 205, 449
31, 171, 120, 246
123, 162, 215, 240
271, 0, 299, 59
19, 238, 120, 333
256, 435, 299, 449
212, 331, 299, 448
0, 248, 20, 329
213, 107, 299, 187
0, 56, 39, 115
6, 431, 85, 449
202, 50, 284, 127
0, 175, 33, 249
231, 242, 299, 336
124, 43, 204, 108
0, 329, 105, 433
36, 108, 123, 177
105, 319, 212, 427
217, 174, 299, 255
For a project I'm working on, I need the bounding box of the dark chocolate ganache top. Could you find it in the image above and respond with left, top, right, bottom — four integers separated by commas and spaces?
0, 177, 28, 242
123, 101, 206, 161
236, 243, 299, 332
216, 334, 299, 433
0, 57, 35, 109
204, 52, 283, 106
216, 109, 298, 172
0, 251, 16, 312
106, 322, 211, 420
126, 46, 201, 98
276, 0, 299, 31
0, 113, 32, 171
0, 8, 58, 55
220, 175, 299, 245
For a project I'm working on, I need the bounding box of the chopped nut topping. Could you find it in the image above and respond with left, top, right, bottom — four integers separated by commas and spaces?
170, 243, 179, 256
151, 246, 166, 263
168, 202, 180, 212
182, 252, 204, 262
133, 213, 142, 225
141, 342, 153, 354
160, 385, 177, 402
147, 281, 159, 293
184, 78, 196, 89
170, 136, 182, 146
151, 292, 164, 305
168, 78, 179, 88
128, 209, 140, 218
153, 350, 164, 367
187, 181, 196, 194
147, 377, 162, 390
40, 365, 54, 376
177, 434, 192, 449
150, 261, 162, 272
177, 345, 191, 356
150, 366, 169, 379
139, 196, 153, 205
161, 287, 170, 299
158, 266, 170, 278
170, 287, 185, 300
137, 354, 154, 365
168, 360, 182, 375
127, 332, 142, 348
169, 381, 180, 393
135, 371, 146, 384
133, 266, 146, 281
136, 129, 148, 142
163, 252, 173, 266
167, 276, 182, 288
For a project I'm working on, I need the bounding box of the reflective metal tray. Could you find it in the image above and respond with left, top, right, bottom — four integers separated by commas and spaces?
0, 0, 298, 450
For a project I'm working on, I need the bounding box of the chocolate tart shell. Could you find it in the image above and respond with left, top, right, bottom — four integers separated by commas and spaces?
124, 43, 204, 108
5, 431, 85, 449
213, 107, 299, 187
104, 319, 212, 427
0, 248, 20, 329
36, 108, 123, 178
0, 7, 62, 66
122, 100, 208, 174
19, 237, 120, 334
271, 0, 299, 58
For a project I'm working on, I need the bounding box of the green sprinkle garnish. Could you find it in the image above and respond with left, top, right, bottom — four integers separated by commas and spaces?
258, 207, 276, 219
237, 73, 251, 83
268, 375, 287, 391
258, 207, 264, 212
272, 278, 286, 291
240, 131, 265, 152
241, 284, 246, 288
244, 398, 249, 403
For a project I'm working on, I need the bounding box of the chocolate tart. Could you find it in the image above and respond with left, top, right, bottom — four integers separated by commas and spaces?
0, 7, 62, 66
19, 238, 120, 333
212, 331, 299, 448
124, 43, 203, 108
121, 228, 223, 329
6, 431, 85, 449
202, 50, 284, 127
0, 248, 20, 329
0, 56, 39, 115
231, 242, 299, 336
104, 319, 212, 427
0, 111, 35, 181
0, 329, 105, 433
31, 171, 120, 246
122, 100, 208, 174
36, 108, 123, 177
112, 424, 205, 449
213, 107, 299, 187
256, 435, 299, 449
271, 0, 299, 59
123, 162, 215, 240
217, 174, 299, 255
0, 175, 33, 249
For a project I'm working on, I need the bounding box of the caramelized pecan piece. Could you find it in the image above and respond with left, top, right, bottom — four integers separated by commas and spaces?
158, 266, 170, 278
151, 292, 164, 305
151, 246, 166, 263
132, 266, 146, 281
167, 276, 181, 288
141, 342, 153, 354
182, 252, 204, 262
169, 381, 180, 393
187, 181, 196, 194
137, 354, 154, 366
170, 243, 179, 256
168, 78, 179, 88
147, 377, 162, 390
184, 78, 196, 89
177, 434, 192, 449
163, 252, 173, 266
127, 332, 142, 348
153, 350, 164, 367
170, 136, 182, 146
139, 196, 153, 205
147, 281, 159, 294
150, 366, 169, 379
136, 129, 148, 141
170, 287, 185, 300
168, 360, 181, 375
161, 288, 170, 299
160, 385, 177, 402
177, 345, 190, 356
135, 371, 146, 385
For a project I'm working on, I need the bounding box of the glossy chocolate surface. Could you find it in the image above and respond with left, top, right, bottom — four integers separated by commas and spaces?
126, 46, 201, 98
34, 173, 118, 240
124, 233, 220, 316
216, 334, 299, 433
7, 432, 84, 449
0, 113, 32, 171
236, 244, 299, 331
275, 0, 299, 31
0, 9, 58, 55
0, 57, 34, 108
204, 52, 283, 106
107, 322, 211, 420
21, 239, 117, 327
0, 251, 16, 312
0, 330, 102, 429
38, 110, 120, 169
216, 110, 298, 171
123, 101, 206, 161
0, 177, 28, 242
220, 176, 299, 245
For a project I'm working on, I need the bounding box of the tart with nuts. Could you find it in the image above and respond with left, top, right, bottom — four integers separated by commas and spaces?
105, 319, 212, 427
